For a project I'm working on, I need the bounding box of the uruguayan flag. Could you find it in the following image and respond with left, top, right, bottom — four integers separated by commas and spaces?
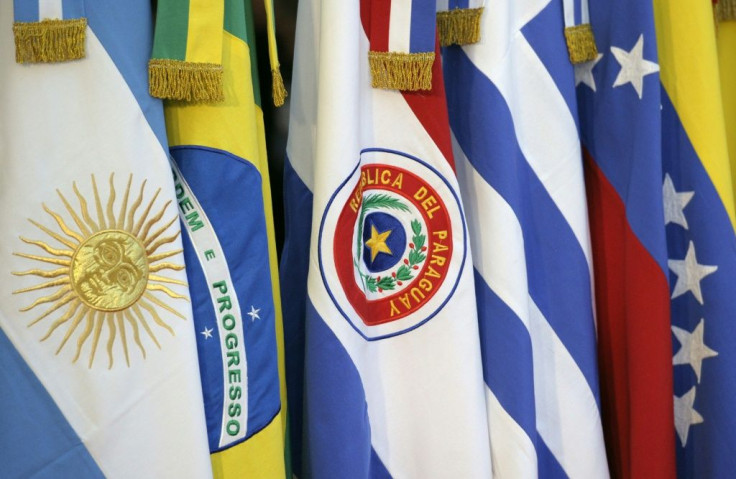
0, 1, 211, 477
441, 0, 609, 477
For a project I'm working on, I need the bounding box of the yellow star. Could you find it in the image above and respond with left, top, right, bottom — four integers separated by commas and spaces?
365, 225, 393, 262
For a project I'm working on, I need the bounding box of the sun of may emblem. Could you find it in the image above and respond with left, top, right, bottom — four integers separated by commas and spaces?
12, 173, 188, 369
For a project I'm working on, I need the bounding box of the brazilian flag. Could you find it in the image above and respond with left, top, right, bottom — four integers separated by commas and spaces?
150, 0, 289, 477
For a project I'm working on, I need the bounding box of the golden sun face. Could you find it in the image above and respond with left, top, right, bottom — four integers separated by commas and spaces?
12, 173, 188, 369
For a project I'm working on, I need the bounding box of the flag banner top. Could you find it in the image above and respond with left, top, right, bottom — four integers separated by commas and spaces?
1, 1, 212, 477
562, 0, 598, 64
158, 0, 288, 476
575, 0, 676, 476
442, 0, 609, 477
12, 0, 87, 63
435, 0, 484, 47
654, 1, 736, 476
283, 0, 491, 476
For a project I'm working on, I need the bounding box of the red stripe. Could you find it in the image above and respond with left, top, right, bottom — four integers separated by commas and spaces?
584, 150, 676, 479
369, 0, 391, 53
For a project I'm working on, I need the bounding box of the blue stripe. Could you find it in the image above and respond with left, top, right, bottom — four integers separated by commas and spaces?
62, 0, 84, 19
0, 329, 104, 479
574, 0, 582, 25
172, 146, 281, 449
279, 157, 313, 474
408, 0, 435, 54
444, 46, 601, 401
302, 299, 390, 478
474, 270, 537, 440
13, 0, 39, 22
448, 0, 469, 9
521, 0, 579, 126
536, 433, 569, 479
84, 0, 169, 150
661, 91, 736, 478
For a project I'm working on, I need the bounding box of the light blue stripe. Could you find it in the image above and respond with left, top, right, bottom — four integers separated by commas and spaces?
444, 46, 601, 402
13, 0, 39, 22
62, 0, 85, 19
408, 0, 435, 54
0, 328, 104, 479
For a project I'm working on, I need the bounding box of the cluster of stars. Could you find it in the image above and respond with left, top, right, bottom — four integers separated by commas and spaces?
200, 305, 261, 340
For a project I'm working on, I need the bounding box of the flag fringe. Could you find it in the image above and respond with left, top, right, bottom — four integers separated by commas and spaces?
13, 18, 87, 64
148, 59, 224, 102
368, 51, 434, 91
564, 24, 598, 64
716, 0, 736, 21
271, 66, 288, 107
437, 7, 483, 47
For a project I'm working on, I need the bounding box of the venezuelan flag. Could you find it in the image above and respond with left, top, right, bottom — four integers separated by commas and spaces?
151, 0, 288, 477
654, 1, 736, 476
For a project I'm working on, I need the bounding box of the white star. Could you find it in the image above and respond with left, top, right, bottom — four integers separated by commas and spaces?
672, 319, 718, 383
247, 305, 261, 322
201, 327, 213, 339
668, 242, 718, 304
663, 174, 694, 229
674, 387, 704, 447
575, 53, 603, 92
611, 34, 659, 99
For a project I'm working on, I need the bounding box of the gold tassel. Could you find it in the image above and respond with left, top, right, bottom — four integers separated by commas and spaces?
437, 7, 483, 47
368, 51, 435, 91
271, 66, 287, 107
716, 0, 736, 22
564, 24, 598, 64
13, 18, 87, 64
148, 59, 224, 103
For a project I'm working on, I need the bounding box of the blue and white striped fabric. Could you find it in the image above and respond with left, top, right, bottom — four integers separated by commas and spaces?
13, 0, 85, 23
442, 1, 609, 477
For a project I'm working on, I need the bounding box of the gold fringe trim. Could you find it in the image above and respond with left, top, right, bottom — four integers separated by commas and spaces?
148, 59, 224, 103
368, 51, 435, 91
564, 24, 598, 64
437, 7, 483, 47
13, 18, 87, 64
271, 66, 288, 107
716, 0, 736, 21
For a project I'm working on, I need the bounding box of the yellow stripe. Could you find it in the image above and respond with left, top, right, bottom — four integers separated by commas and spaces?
719, 22, 736, 197
185, 0, 225, 65
654, 0, 735, 229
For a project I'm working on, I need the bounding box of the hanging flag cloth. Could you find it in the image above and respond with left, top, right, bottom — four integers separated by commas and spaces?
436, 0, 484, 47
367, 0, 437, 91
562, 0, 598, 64
12, 0, 87, 63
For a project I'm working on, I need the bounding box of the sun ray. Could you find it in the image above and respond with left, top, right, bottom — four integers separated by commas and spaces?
28, 219, 78, 249
88, 310, 105, 368
56, 305, 89, 355
143, 292, 187, 320
126, 180, 147, 232
117, 312, 130, 367
149, 249, 184, 263
143, 216, 178, 248
148, 274, 188, 286
13, 267, 68, 279
139, 201, 172, 243
72, 309, 95, 363
18, 285, 71, 312
40, 299, 81, 342
138, 300, 175, 336
106, 173, 117, 229
147, 284, 189, 299
132, 304, 161, 350
27, 291, 75, 327
124, 309, 147, 358
42, 204, 84, 243
117, 174, 133, 229
57, 189, 91, 237
148, 262, 185, 273
106, 316, 116, 369
13, 276, 70, 294
73, 181, 99, 232
13, 252, 71, 267
132, 188, 161, 237
146, 231, 181, 256
91, 175, 107, 231
19, 237, 73, 257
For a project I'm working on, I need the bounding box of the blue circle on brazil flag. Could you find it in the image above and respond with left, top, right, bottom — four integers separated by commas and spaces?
362, 212, 406, 273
